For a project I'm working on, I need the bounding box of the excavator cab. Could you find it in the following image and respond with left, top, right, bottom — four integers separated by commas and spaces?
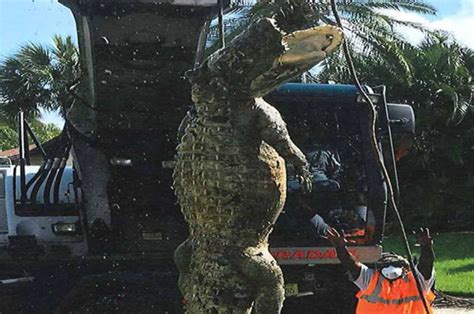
266, 83, 415, 261
263, 83, 415, 308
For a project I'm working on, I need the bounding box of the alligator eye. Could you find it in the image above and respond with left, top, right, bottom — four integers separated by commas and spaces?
326, 34, 334, 41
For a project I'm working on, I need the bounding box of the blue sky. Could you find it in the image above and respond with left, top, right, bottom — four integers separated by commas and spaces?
0, 0, 77, 57
1, 0, 473, 126
1, 0, 472, 57
384, 0, 474, 48
426, 0, 460, 16
0, 0, 75, 127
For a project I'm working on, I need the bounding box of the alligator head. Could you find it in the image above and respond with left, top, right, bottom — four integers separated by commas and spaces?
279, 25, 343, 66
250, 24, 343, 97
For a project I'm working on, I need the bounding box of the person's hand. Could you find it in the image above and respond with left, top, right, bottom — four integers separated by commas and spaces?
413, 227, 433, 248
326, 228, 355, 248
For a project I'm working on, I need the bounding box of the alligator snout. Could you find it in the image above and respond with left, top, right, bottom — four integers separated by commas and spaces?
278, 24, 343, 66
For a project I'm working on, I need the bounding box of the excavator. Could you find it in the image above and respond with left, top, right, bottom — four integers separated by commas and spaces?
0, 0, 414, 312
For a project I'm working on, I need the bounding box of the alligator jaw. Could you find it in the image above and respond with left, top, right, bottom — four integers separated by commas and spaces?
277, 25, 344, 66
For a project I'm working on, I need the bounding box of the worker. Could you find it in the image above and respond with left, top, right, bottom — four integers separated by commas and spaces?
307, 146, 341, 192
327, 227, 436, 314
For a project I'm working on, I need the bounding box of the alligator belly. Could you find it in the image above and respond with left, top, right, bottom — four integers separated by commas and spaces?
174, 135, 286, 245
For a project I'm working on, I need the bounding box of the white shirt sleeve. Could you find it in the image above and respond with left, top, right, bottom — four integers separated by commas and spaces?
353, 264, 375, 291
414, 266, 435, 292
352, 264, 435, 292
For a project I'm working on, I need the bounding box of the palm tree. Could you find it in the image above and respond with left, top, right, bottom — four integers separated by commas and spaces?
0, 35, 79, 122
0, 35, 75, 151
399, 38, 474, 230
321, 33, 473, 125
324, 0, 435, 79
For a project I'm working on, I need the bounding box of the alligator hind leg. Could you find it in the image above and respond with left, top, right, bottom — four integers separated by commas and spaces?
239, 249, 285, 313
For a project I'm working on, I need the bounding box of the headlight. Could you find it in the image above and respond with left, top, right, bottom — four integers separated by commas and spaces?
52, 222, 80, 235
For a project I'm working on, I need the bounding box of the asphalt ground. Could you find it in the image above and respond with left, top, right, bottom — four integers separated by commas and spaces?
436, 308, 474, 313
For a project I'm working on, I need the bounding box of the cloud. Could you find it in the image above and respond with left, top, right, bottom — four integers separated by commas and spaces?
430, 16, 474, 49
380, 1, 474, 49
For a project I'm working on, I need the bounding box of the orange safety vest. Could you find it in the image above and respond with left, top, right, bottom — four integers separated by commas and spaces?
356, 270, 436, 314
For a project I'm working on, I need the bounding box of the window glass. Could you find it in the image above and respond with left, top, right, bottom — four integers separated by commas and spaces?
0, 172, 5, 198
270, 101, 374, 246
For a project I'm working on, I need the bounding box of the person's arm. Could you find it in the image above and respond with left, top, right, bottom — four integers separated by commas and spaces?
415, 227, 434, 281
327, 152, 341, 177
327, 228, 362, 280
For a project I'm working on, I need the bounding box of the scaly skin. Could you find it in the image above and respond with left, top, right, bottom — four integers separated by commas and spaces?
173, 17, 343, 313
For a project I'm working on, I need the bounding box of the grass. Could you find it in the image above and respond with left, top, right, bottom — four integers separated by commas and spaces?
384, 232, 474, 297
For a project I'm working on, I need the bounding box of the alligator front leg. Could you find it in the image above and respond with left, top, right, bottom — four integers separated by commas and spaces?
256, 98, 312, 192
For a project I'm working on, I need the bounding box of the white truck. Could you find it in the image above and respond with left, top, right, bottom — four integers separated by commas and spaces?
0, 158, 85, 257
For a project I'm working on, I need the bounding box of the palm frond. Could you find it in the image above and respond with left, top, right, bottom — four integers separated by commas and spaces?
0, 36, 80, 121
340, 0, 436, 15
52, 35, 79, 68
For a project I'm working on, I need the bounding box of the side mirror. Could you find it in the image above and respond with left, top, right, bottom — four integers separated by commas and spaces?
387, 104, 415, 135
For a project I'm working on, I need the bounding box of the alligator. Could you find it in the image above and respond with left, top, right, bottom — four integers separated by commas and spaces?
173, 13, 343, 313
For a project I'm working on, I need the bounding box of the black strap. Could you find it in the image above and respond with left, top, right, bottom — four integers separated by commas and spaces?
64, 118, 99, 148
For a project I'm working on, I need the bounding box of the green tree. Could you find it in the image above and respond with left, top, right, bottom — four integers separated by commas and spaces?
0, 35, 79, 121
0, 120, 61, 151
398, 38, 473, 230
